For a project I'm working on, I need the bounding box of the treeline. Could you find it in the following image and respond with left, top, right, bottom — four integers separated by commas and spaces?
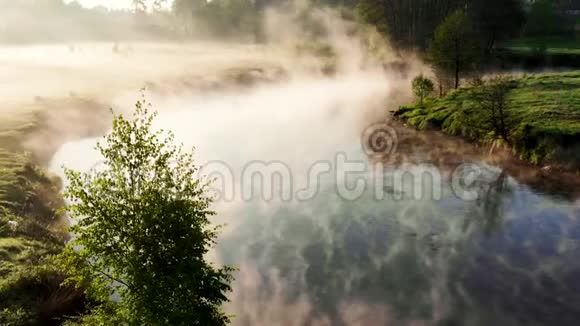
4, 0, 577, 45
357, 0, 576, 49
356, 0, 527, 51
169, 0, 577, 50
355, 0, 580, 91
172, 0, 262, 39
0, 0, 175, 43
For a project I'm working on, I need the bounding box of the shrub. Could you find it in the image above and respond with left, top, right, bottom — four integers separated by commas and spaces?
412, 74, 435, 104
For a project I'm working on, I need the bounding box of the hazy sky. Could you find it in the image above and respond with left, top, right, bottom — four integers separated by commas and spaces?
66, 0, 172, 10
68, 0, 132, 9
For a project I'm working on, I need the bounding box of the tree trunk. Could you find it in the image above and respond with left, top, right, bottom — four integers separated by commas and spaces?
455, 64, 459, 89
454, 38, 460, 89
486, 29, 496, 56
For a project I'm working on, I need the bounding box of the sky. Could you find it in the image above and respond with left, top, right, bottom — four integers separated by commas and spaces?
66, 0, 133, 10
65, 0, 172, 10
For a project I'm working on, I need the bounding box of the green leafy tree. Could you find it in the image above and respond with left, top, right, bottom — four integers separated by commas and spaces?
172, 0, 261, 39
356, 0, 390, 36
525, 0, 560, 37
59, 99, 234, 325
472, 76, 514, 145
412, 74, 434, 104
428, 10, 480, 89
468, 0, 526, 54
357, 0, 469, 49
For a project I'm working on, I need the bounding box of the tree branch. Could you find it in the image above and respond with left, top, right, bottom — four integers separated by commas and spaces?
87, 260, 130, 288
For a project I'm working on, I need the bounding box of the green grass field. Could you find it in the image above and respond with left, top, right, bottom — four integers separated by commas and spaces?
499, 37, 580, 55
395, 71, 580, 167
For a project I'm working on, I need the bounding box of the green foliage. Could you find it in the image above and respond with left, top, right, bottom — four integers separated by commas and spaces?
468, 0, 526, 53
428, 10, 481, 89
395, 71, 580, 167
412, 75, 435, 105
58, 99, 234, 325
61, 303, 125, 326
0, 258, 90, 325
355, 0, 527, 52
0, 149, 64, 226
173, 0, 261, 40
0, 120, 76, 323
356, 0, 389, 36
357, 0, 468, 49
500, 37, 580, 55
525, 0, 560, 37
0, 307, 33, 326
471, 76, 516, 144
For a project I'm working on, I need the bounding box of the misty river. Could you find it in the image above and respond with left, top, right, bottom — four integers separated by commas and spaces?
46, 51, 580, 326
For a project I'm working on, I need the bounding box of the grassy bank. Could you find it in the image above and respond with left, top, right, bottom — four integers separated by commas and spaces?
0, 107, 98, 324
395, 71, 580, 169
499, 37, 580, 55
1, 113, 60, 324
494, 37, 580, 68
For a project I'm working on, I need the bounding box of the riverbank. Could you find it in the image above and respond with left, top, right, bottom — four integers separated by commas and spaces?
0, 98, 109, 324
494, 37, 580, 69
389, 120, 580, 201
394, 71, 580, 172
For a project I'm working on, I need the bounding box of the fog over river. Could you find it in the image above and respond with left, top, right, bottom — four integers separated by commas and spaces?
40, 41, 580, 326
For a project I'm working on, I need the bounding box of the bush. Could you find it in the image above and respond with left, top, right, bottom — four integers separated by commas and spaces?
472, 76, 515, 144
412, 74, 434, 104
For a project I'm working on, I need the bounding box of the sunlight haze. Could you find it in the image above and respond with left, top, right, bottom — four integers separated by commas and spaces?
65, 0, 172, 10
2, 0, 580, 325
68, 0, 131, 9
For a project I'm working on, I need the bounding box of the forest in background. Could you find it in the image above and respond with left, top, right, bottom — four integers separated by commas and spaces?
2, 0, 578, 74
4, 1, 578, 45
